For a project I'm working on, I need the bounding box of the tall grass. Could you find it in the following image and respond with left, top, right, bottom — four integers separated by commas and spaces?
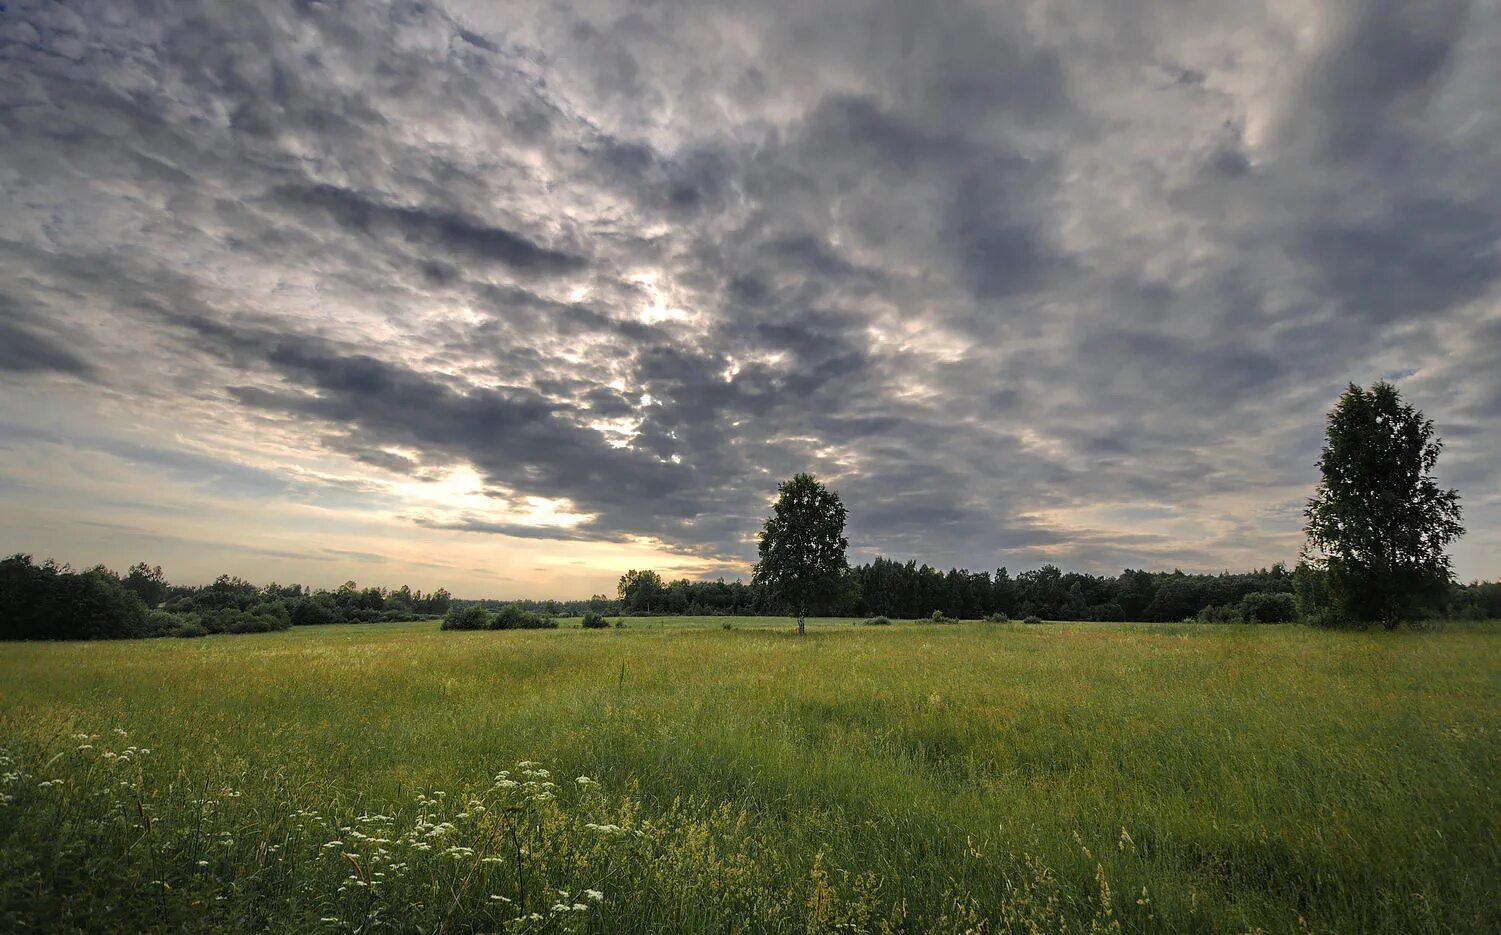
2, 620, 1498, 932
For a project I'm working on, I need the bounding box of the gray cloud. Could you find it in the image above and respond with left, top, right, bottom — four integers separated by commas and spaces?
276, 184, 586, 275
0, 314, 96, 379
1, 0, 1498, 584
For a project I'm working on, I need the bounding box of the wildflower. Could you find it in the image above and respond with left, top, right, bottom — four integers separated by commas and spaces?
584, 823, 626, 836
584, 889, 604, 903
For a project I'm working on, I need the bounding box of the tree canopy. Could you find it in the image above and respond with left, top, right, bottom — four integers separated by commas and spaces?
1304, 381, 1464, 627
752, 473, 852, 634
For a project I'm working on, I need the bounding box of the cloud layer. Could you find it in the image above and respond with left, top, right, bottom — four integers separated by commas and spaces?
1, 0, 1498, 593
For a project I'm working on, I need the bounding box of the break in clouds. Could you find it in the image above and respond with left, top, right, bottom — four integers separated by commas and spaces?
1, 0, 1499, 592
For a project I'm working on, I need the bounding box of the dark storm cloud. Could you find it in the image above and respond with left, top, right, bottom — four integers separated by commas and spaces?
1284, 0, 1471, 160
412, 515, 614, 543
276, 184, 586, 274
0, 311, 96, 379
1300, 198, 1501, 322
1, 0, 1499, 580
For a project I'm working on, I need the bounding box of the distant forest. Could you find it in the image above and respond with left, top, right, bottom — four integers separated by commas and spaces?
3, 551, 1497, 641
0, 554, 449, 641
610, 560, 1501, 624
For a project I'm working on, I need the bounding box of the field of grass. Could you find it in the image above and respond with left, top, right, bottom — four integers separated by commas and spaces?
2, 618, 1498, 933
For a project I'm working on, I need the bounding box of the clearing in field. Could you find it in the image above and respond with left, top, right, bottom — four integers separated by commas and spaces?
2, 618, 1498, 933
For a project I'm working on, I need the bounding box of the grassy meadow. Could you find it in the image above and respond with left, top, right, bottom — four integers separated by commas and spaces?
1, 618, 1498, 933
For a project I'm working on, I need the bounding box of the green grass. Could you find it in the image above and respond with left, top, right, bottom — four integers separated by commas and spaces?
2, 618, 1498, 933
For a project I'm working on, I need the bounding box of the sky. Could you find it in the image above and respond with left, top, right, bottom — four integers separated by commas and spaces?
1, 0, 1498, 599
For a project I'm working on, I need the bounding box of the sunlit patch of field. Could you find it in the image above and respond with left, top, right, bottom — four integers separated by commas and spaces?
2, 619, 1498, 932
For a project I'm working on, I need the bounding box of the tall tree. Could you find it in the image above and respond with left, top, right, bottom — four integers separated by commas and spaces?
617, 569, 666, 614
121, 561, 169, 608
752, 473, 851, 635
1304, 382, 1464, 627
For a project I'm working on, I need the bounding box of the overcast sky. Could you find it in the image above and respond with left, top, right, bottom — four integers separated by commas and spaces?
1, 0, 1497, 598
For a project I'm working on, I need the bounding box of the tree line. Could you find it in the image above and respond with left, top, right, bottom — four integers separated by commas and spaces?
0, 555, 451, 641
614, 560, 1501, 623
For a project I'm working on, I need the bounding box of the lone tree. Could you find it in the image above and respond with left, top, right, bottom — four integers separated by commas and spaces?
752, 473, 851, 635
1304, 381, 1464, 628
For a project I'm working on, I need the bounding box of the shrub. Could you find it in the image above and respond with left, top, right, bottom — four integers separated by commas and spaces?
1195, 604, 1243, 624
863, 615, 892, 626
227, 614, 273, 634
441, 605, 490, 631
492, 605, 556, 630
581, 612, 610, 629
291, 599, 336, 627
145, 609, 182, 636
929, 610, 957, 623
983, 612, 1008, 623
1238, 591, 1298, 623
171, 621, 209, 638
1023, 615, 1043, 625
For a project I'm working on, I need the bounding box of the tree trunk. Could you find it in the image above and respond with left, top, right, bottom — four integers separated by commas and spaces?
797, 608, 806, 636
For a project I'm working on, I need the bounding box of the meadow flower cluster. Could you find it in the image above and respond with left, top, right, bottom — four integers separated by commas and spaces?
0, 731, 633, 933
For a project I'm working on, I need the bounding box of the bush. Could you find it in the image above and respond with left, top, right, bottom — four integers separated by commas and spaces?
1195, 604, 1243, 624
1238, 591, 1298, 623
863, 615, 891, 626
983, 612, 1008, 623
291, 599, 336, 627
227, 614, 273, 634
929, 610, 957, 623
441, 605, 490, 631
581, 612, 610, 629
1293, 561, 1352, 628
145, 609, 182, 637
171, 621, 209, 638
492, 605, 556, 630
1023, 615, 1043, 625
